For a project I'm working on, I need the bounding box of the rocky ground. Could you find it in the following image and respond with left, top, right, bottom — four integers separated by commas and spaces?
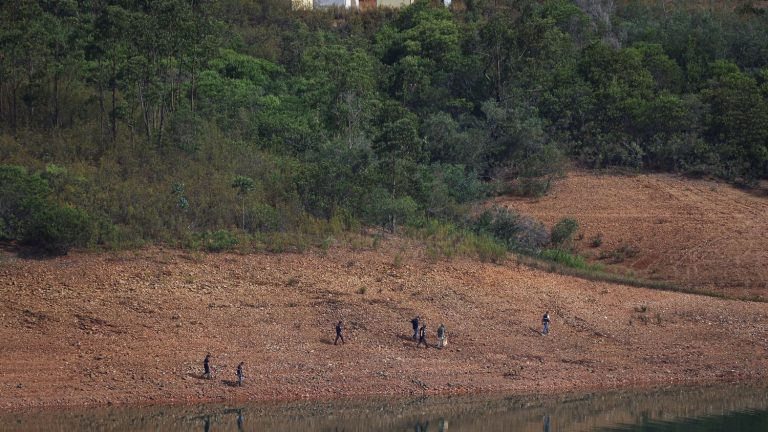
1, 238, 767, 410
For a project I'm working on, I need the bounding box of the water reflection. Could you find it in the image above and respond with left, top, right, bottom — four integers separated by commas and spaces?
2, 385, 767, 431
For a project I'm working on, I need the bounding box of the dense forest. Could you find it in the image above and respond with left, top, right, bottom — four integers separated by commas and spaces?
1, 0, 767, 254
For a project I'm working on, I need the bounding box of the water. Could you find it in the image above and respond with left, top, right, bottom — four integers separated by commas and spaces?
2, 385, 767, 431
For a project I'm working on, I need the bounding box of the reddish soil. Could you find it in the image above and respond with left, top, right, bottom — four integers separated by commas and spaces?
498, 172, 768, 299
1, 241, 767, 411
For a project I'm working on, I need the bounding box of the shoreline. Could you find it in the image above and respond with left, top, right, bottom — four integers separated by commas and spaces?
3, 378, 768, 414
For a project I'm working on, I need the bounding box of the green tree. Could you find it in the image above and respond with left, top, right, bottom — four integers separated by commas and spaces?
232, 175, 255, 230
0, 165, 96, 254
702, 64, 768, 182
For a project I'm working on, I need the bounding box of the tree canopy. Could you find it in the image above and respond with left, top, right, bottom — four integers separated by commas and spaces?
1, 0, 766, 250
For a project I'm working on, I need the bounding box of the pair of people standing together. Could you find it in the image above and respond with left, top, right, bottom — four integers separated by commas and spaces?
411, 316, 447, 348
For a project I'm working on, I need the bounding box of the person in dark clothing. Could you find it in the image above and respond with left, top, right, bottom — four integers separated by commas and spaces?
417, 323, 428, 347
334, 320, 345, 345
437, 323, 447, 348
203, 353, 212, 379
236, 361, 244, 386
542, 311, 551, 335
411, 316, 420, 340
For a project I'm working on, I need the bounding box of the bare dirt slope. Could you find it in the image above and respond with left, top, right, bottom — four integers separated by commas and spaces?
498, 172, 768, 299
1, 244, 766, 410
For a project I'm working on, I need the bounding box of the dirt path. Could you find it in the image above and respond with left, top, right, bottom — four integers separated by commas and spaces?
498, 172, 768, 299
1, 244, 767, 410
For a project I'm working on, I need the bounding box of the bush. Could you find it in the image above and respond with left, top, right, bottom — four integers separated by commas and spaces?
249, 203, 280, 232
0, 165, 49, 240
599, 243, 640, 263
550, 217, 579, 248
0, 165, 98, 254
364, 188, 420, 232
513, 215, 550, 253
198, 230, 239, 252
471, 206, 549, 253
538, 249, 597, 271
22, 204, 96, 255
472, 234, 507, 263
393, 251, 405, 268
589, 233, 603, 248
510, 176, 552, 198
263, 232, 310, 253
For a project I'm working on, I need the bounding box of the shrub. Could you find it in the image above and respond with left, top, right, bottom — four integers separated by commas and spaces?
589, 233, 603, 248
371, 234, 382, 249
22, 204, 96, 255
471, 206, 549, 253
199, 230, 239, 252
319, 236, 333, 253
364, 188, 419, 232
599, 243, 640, 263
249, 203, 280, 232
513, 215, 550, 253
0, 165, 98, 254
539, 249, 591, 270
473, 234, 507, 263
264, 232, 309, 253
511, 176, 552, 197
0, 165, 49, 240
417, 219, 467, 260
393, 251, 405, 268
550, 217, 579, 248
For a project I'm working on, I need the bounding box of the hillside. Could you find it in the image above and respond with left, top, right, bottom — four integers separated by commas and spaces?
1, 243, 766, 410
2, 0, 768, 256
500, 172, 768, 299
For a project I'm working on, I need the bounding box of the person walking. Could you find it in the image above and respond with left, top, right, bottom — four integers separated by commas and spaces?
411, 316, 420, 340
417, 322, 428, 347
542, 311, 551, 335
203, 353, 212, 379
334, 320, 345, 345
236, 362, 245, 386
437, 323, 447, 348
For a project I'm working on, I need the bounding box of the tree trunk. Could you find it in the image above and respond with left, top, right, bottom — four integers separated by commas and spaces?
157, 104, 165, 147
138, 83, 152, 143
110, 56, 118, 143
53, 73, 60, 128
190, 64, 196, 112
97, 57, 105, 149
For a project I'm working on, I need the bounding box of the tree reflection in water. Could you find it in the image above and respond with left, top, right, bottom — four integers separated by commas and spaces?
3, 385, 768, 432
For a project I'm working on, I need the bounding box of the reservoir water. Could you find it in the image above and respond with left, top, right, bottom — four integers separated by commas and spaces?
2, 385, 766, 431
